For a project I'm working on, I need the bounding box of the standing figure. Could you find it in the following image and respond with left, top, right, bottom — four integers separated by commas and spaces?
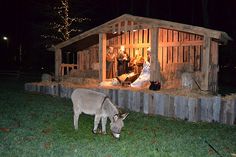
106, 46, 117, 78
117, 46, 130, 75
122, 51, 130, 73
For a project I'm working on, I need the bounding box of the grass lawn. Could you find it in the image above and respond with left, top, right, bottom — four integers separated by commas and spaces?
0, 79, 236, 157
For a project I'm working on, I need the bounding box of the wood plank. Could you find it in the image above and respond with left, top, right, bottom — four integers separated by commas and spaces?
200, 97, 213, 122
212, 96, 221, 122
155, 94, 164, 115
130, 31, 134, 57
188, 97, 200, 122
121, 33, 125, 45
173, 31, 178, 63
167, 30, 173, 63
162, 29, 168, 70
178, 32, 183, 63
150, 28, 160, 81
124, 20, 128, 33
143, 29, 148, 59
148, 93, 155, 115
129, 91, 142, 112
189, 34, 195, 67
117, 90, 128, 108
201, 36, 211, 90
134, 31, 139, 45
125, 32, 130, 55
99, 33, 107, 81
210, 41, 219, 92
139, 29, 143, 44
118, 22, 121, 34
143, 93, 149, 114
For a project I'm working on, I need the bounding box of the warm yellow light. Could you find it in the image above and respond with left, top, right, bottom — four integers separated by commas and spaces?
120, 45, 125, 52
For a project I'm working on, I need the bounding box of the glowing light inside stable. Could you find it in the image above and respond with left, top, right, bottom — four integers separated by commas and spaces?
133, 29, 137, 32
113, 31, 117, 34
3, 36, 8, 40
120, 45, 125, 52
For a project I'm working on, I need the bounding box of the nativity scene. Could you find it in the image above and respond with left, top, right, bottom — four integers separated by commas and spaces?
48, 14, 231, 93
25, 14, 236, 125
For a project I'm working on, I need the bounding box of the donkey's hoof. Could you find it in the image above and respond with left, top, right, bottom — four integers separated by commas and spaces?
92, 129, 97, 134
102, 131, 107, 135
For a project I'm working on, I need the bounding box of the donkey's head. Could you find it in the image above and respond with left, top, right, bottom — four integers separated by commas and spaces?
110, 113, 129, 139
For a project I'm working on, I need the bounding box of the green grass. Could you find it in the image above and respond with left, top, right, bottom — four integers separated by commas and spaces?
0, 79, 236, 157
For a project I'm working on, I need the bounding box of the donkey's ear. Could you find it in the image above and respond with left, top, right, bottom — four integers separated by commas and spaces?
121, 113, 129, 120
113, 114, 119, 121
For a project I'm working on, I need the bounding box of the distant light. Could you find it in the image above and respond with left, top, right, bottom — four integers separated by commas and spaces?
113, 31, 117, 34
3, 36, 8, 40
133, 29, 137, 32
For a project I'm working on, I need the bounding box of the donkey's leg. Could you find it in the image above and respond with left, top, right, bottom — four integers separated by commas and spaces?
93, 115, 101, 134
74, 111, 81, 130
101, 117, 107, 134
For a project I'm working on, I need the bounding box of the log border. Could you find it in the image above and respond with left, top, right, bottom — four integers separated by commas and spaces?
24, 83, 236, 125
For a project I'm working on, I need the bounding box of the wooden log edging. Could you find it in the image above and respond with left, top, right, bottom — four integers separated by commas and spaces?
24, 83, 236, 125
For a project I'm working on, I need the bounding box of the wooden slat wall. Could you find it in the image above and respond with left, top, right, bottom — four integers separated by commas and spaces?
107, 28, 204, 73
158, 28, 203, 72
108, 29, 151, 61
77, 45, 99, 71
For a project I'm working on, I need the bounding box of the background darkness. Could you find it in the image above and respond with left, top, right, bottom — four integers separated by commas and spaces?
0, 0, 235, 86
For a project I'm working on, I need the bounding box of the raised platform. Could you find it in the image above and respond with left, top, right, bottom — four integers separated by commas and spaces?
24, 82, 236, 125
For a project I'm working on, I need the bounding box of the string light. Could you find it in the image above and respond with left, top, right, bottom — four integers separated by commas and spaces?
41, 0, 91, 44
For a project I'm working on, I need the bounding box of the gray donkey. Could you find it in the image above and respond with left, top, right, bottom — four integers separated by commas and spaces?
71, 88, 128, 138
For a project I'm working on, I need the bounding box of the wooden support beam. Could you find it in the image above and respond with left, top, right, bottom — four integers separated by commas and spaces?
124, 20, 128, 33
201, 36, 211, 91
150, 27, 160, 82
99, 33, 107, 82
210, 41, 219, 93
55, 48, 62, 81
118, 22, 121, 34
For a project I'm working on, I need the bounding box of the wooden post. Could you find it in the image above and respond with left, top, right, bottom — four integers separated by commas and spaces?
150, 27, 160, 82
55, 48, 62, 81
99, 33, 107, 82
201, 36, 211, 91
210, 41, 219, 93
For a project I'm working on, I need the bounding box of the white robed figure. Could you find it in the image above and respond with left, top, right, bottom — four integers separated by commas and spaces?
130, 60, 150, 87
131, 48, 152, 88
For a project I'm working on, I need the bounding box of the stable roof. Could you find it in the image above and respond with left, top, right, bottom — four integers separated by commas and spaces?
50, 14, 231, 52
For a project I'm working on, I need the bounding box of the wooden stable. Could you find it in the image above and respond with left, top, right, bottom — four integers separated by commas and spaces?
49, 14, 231, 93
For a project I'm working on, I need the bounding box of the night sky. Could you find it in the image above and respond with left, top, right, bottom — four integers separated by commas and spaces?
0, 0, 235, 75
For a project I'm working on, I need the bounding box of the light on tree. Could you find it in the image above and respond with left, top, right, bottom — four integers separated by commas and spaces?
41, 0, 90, 47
